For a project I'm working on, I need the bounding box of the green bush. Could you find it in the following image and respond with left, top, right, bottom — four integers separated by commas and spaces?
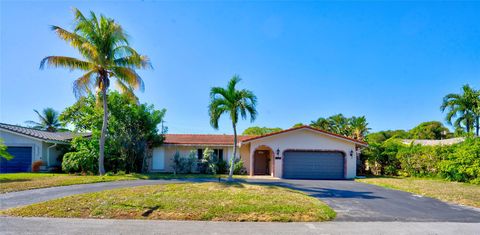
62, 150, 97, 174
437, 138, 480, 183
171, 151, 196, 174
363, 137, 480, 184
233, 159, 247, 175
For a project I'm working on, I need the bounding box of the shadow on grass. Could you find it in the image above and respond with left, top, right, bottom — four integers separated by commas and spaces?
0, 179, 33, 183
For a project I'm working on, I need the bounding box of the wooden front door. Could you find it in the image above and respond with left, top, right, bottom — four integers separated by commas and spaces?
254, 150, 269, 175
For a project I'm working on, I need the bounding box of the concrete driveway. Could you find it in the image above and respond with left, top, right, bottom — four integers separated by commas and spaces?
1, 178, 480, 222
247, 179, 480, 222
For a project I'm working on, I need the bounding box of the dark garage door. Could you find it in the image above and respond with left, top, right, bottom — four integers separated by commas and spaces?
283, 151, 344, 179
0, 147, 32, 173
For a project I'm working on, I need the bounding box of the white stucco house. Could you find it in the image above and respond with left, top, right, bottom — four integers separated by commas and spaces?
0, 123, 89, 173
150, 125, 367, 179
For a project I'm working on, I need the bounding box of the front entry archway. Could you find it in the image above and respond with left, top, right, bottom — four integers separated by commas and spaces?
253, 146, 274, 176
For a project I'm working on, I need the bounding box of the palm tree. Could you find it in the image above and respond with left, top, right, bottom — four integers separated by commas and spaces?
440, 85, 480, 136
349, 116, 370, 140
209, 76, 257, 181
310, 117, 332, 132
26, 108, 63, 132
40, 9, 151, 175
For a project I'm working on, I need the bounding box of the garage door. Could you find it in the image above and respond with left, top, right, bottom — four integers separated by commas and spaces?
0, 147, 32, 173
283, 151, 344, 179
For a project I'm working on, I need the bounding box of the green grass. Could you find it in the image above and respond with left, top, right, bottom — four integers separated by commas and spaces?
1, 182, 335, 222
0, 173, 247, 194
356, 176, 480, 208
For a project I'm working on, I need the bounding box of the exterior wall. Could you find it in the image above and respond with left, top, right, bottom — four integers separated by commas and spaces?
0, 130, 43, 168
41, 142, 64, 166
150, 145, 234, 172
247, 129, 358, 179
239, 144, 251, 174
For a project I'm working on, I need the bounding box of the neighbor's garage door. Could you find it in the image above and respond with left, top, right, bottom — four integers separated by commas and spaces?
0, 147, 32, 173
283, 151, 344, 179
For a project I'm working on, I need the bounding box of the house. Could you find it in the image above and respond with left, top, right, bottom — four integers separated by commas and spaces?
0, 123, 89, 173
151, 125, 367, 179
401, 137, 465, 146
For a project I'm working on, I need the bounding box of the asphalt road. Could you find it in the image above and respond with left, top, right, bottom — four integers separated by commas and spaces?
1, 217, 479, 235
1, 178, 480, 222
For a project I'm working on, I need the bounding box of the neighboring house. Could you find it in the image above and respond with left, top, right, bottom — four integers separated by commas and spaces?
0, 123, 89, 173
151, 125, 367, 179
401, 137, 465, 146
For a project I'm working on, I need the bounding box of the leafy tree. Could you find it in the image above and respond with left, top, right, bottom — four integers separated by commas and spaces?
242, 126, 282, 136
441, 84, 480, 136
25, 108, 64, 132
60, 91, 165, 173
209, 76, 257, 181
0, 139, 14, 160
292, 123, 304, 128
409, 121, 451, 140
366, 130, 410, 143
40, 9, 151, 175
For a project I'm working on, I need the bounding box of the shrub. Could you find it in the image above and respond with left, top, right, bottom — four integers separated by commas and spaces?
201, 148, 218, 174
216, 160, 228, 174
171, 151, 196, 175
233, 159, 247, 175
437, 138, 480, 183
62, 150, 98, 174
32, 160, 44, 172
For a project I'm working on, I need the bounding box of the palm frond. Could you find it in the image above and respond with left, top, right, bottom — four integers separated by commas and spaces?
73, 70, 97, 98
111, 67, 144, 92
40, 56, 93, 71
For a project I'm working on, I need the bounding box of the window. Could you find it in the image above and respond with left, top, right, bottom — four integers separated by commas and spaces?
214, 149, 224, 161
197, 149, 203, 160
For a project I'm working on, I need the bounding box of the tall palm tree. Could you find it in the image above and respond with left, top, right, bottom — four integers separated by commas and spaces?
209, 76, 257, 181
40, 9, 151, 175
441, 85, 480, 136
349, 116, 370, 140
26, 108, 63, 132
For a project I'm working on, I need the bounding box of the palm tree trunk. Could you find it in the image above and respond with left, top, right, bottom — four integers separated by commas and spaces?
98, 85, 108, 175
228, 123, 237, 181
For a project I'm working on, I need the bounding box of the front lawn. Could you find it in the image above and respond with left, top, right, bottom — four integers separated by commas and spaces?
0, 173, 247, 194
2, 182, 335, 222
356, 177, 480, 208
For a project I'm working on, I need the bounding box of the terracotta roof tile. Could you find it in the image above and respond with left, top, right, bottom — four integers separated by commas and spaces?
164, 134, 253, 145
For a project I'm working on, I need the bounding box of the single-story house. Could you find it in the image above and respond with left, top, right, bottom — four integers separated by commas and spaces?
0, 123, 88, 173
150, 125, 367, 179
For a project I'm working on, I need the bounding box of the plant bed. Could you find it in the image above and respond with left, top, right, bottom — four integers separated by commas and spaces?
1, 182, 335, 222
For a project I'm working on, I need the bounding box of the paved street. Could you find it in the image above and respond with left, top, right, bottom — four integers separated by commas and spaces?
1, 217, 479, 235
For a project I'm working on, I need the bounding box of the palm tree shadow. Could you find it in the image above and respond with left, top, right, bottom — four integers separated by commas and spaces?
241, 181, 384, 199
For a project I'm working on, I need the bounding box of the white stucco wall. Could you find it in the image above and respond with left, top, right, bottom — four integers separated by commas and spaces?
246, 128, 359, 179
150, 145, 234, 172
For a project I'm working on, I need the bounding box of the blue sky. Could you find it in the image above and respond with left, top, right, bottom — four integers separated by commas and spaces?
1, 1, 479, 134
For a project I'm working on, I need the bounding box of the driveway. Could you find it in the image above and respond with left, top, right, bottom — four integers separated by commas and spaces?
248, 179, 480, 222
1, 178, 480, 222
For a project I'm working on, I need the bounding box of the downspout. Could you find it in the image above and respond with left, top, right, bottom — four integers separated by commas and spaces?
47, 143, 58, 167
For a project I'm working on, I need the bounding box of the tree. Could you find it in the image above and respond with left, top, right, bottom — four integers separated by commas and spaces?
292, 123, 304, 128
366, 130, 410, 143
349, 116, 370, 141
60, 91, 165, 173
0, 139, 14, 160
310, 114, 370, 140
440, 85, 480, 136
242, 126, 282, 136
409, 121, 451, 140
209, 76, 257, 181
25, 108, 64, 132
40, 9, 151, 175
